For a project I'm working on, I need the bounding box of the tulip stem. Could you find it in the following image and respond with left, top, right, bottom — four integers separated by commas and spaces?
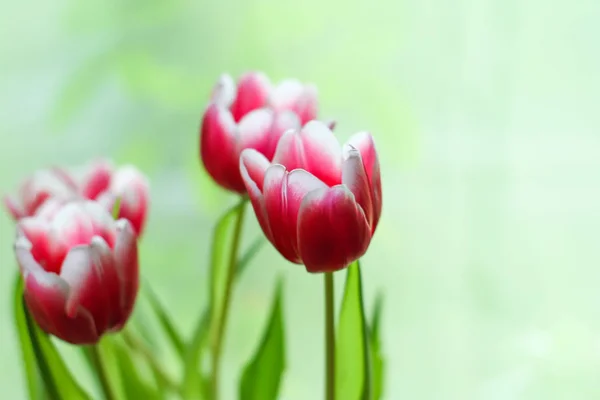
89, 342, 117, 400
324, 271, 335, 400
211, 198, 247, 400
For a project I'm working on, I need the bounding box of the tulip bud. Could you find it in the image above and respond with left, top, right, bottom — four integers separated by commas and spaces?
199, 72, 319, 193
15, 201, 139, 345
239, 121, 382, 273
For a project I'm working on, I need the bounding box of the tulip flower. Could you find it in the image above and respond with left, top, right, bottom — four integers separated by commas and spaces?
14, 200, 139, 345
239, 121, 382, 273
4, 161, 150, 236
200, 72, 319, 193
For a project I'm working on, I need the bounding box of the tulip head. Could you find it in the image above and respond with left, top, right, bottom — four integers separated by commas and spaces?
199, 72, 319, 193
5, 160, 150, 237
240, 121, 382, 273
15, 201, 139, 345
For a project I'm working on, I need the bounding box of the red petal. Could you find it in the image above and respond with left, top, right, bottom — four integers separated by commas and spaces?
90, 237, 122, 329
107, 166, 150, 237
60, 245, 110, 335
80, 160, 113, 200
50, 203, 95, 248
342, 146, 374, 228
297, 186, 371, 273
200, 103, 242, 192
112, 220, 139, 330
262, 167, 328, 264
16, 219, 57, 272
237, 108, 275, 157
262, 165, 301, 263
272, 121, 342, 187
239, 149, 272, 240
18, 245, 99, 344
230, 72, 271, 122
347, 132, 382, 233
293, 84, 318, 124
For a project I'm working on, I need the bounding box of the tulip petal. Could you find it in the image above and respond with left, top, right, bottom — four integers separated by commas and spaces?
200, 103, 242, 192
267, 111, 301, 158
262, 165, 301, 263
16, 240, 98, 344
60, 245, 110, 335
347, 132, 382, 233
113, 219, 139, 329
240, 149, 272, 240
17, 219, 58, 272
211, 74, 236, 107
297, 186, 371, 273
50, 203, 95, 248
294, 84, 318, 124
24, 269, 99, 345
270, 79, 304, 111
4, 195, 25, 220
107, 166, 150, 236
89, 237, 122, 329
237, 108, 275, 156
272, 121, 342, 187
80, 160, 113, 200
271, 130, 306, 171
270, 80, 318, 123
284, 169, 328, 257
82, 200, 118, 246
34, 198, 66, 221
230, 72, 271, 122
342, 146, 374, 228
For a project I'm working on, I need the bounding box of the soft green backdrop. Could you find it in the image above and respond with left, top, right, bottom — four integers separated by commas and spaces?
2, 0, 600, 399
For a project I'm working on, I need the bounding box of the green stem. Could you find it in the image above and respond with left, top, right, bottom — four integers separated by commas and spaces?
89, 342, 116, 400
211, 199, 247, 400
324, 272, 335, 400
121, 329, 179, 392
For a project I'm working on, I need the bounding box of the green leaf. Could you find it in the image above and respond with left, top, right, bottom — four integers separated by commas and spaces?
335, 261, 371, 400
13, 275, 45, 400
21, 291, 90, 399
239, 278, 286, 400
144, 282, 186, 359
112, 338, 161, 399
369, 293, 385, 400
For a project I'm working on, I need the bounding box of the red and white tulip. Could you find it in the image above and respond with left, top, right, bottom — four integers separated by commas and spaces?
15, 201, 139, 344
239, 121, 382, 273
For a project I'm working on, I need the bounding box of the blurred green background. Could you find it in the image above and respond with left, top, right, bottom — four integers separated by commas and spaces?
2, 0, 600, 399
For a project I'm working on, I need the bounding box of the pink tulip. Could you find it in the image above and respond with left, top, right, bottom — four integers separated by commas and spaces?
239, 121, 382, 273
199, 72, 319, 193
4, 161, 150, 237
15, 201, 139, 345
